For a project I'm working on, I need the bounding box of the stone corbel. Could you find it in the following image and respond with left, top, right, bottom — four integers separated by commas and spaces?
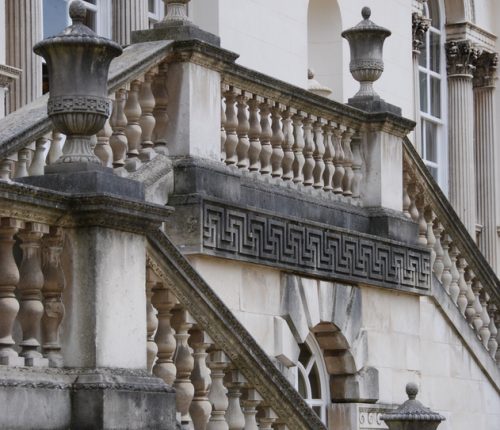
412, 12, 431, 55
0, 64, 22, 88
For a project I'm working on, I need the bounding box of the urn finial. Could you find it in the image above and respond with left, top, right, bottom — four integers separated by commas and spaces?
361, 6, 371, 20
69, 0, 87, 23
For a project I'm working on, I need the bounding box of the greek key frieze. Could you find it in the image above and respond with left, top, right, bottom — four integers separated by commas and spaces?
202, 202, 430, 291
48, 95, 111, 115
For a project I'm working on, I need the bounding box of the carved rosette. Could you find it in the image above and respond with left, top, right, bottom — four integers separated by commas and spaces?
473, 51, 498, 88
445, 40, 481, 77
412, 12, 430, 55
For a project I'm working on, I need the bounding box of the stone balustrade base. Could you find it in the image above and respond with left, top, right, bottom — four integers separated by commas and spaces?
132, 22, 221, 47
347, 95, 402, 116
0, 368, 176, 429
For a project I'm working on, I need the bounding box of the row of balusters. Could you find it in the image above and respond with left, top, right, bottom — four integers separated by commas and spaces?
220, 85, 363, 200
403, 170, 499, 361
0, 218, 65, 368
146, 267, 287, 430
0, 63, 170, 180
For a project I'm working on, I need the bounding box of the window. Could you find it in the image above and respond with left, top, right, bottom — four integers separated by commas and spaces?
418, 0, 447, 191
148, 0, 165, 28
295, 336, 330, 425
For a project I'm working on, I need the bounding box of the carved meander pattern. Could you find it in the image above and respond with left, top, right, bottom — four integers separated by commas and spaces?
201, 201, 431, 292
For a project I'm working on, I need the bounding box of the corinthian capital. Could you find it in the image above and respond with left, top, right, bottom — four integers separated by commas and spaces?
412, 13, 430, 54
445, 40, 481, 77
473, 51, 498, 88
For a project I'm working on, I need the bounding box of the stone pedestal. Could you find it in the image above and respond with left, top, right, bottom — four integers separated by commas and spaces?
5, 0, 43, 113
446, 40, 479, 236
112, 0, 149, 46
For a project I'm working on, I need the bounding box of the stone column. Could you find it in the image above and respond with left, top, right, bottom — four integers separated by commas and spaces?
411, 12, 430, 148
446, 40, 480, 236
112, 0, 149, 46
5, 0, 43, 113
473, 52, 499, 271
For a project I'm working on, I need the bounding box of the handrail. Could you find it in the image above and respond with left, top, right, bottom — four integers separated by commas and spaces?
146, 229, 326, 430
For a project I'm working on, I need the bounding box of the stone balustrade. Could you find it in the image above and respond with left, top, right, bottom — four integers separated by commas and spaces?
403, 139, 499, 363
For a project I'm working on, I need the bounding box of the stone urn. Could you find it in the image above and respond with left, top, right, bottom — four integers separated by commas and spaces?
341, 7, 391, 101
33, 0, 122, 170
380, 383, 445, 430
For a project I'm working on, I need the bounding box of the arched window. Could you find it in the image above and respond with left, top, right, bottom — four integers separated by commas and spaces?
419, 0, 447, 190
296, 335, 330, 425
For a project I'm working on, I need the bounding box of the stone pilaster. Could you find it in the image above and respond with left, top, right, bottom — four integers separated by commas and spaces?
112, 0, 149, 46
473, 51, 499, 271
446, 40, 481, 236
5, 0, 43, 113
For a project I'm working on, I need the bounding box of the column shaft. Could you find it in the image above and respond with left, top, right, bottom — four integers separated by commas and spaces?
5, 0, 43, 113
112, 0, 149, 46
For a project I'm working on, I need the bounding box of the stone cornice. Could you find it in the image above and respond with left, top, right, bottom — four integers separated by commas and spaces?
146, 232, 327, 430
0, 64, 22, 88
473, 51, 498, 88
446, 21, 497, 52
445, 39, 481, 77
412, 12, 431, 55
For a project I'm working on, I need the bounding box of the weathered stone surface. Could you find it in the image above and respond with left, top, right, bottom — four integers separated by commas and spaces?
132, 22, 221, 46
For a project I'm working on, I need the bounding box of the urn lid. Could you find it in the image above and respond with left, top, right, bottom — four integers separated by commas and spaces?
34, 0, 122, 57
380, 383, 446, 422
341, 7, 391, 39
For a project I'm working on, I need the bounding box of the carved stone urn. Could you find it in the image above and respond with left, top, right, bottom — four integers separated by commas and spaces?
164, 0, 191, 22
380, 383, 445, 430
341, 7, 391, 101
33, 0, 122, 170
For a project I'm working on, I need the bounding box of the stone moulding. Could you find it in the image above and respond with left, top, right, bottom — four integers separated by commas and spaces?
201, 200, 431, 293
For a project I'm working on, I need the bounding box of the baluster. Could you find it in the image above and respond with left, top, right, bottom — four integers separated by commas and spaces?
322, 122, 335, 192
487, 304, 498, 359
496, 312, 500, 362
341, 128, 354, 196
125, 80, 143, 171
14, 148, 30, 178
448, 245, 460, 305
331, 125, 345, 194
441, 233, 453, 295
224, 88, 238, 166
152, 62, 169, 155
17, 222, 49, 367
110, 88, 128, 168
424, 207, 436, 268
241, 388, 262, 430
236, 92, 250, 171
226, 369, 246, 430
189, 328, 213, 430
41, 227, 65, 367
479, 292, 491, 349
259, 99, 272, 175
207, 349, 230, 430
146, 268, 159, 373
29, 136, 48, 176
415, 194, 427, 246
281, 108, 295, 181
247, 95, 263, 172
0, 218, 24, 366
433, 221, 445, 281
0, 159, 12, 181
47, 131, 64, 165
402, 169, 412, 218
270, 103, 285, 179
407, 182, 419, 222
172, 307, 195, 426
351, 134, 363, 200
471, 278, 484, 333
312, 118, 326, 189
464, 269, 477, 325
221, 88, 227, 162
152, 287, 178, 385
258, 407, 278, 430
139, 70, 157, 161
456, 257, 469, 315
95, 118, 113, 168
292, 111, 306, 184
302, 114, 315, 186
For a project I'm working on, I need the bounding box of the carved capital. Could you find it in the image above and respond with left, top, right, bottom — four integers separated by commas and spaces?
412, 13, 431, 54
446, 40, 481, 77
473, 51, 498, 88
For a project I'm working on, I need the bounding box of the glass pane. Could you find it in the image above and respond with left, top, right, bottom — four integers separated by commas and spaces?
419, 72, 428, 113
149, 0, 156, 13
424, 121, 438, 163
430, 77, 441, 118
428, 0, 440, 28
298, 344, 312, 365
84, 9, 96, 30
84, 0, 97, 4
298, 371, 307, 398
430, 32, 440, 73
308, 364, 321, 399
313, 406, 322, 418
419, 40, 427, 68
427, 165, 438, 180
